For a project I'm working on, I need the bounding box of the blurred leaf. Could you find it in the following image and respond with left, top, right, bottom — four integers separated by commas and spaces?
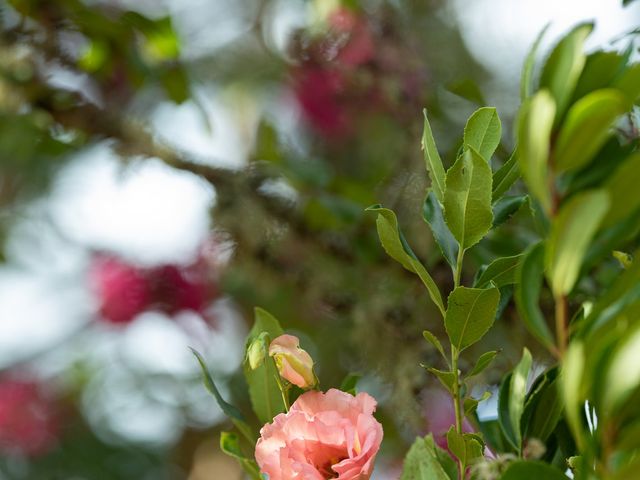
560, 342, 587, 451
492, 149, 520, 202
545, 190, 610, 297
423, 190, 459, 268
400, 435, 452, 480
602, 153, 640, 228
526, 376, 563, 442
467, 350, 499, 378
444, 148, 493, 250
500, 461, 569, 479
499, 349, 532, 451
517, 90, 555, 213
614, 63, 640, 102
475, 254, 523, 289
447, 78, 486, 105
572, 51, 626, 100
521, 24, 550, 101
243, 308, 286, 425
463, 107, 502, 162
422, 109, 447, 203
78, 39, 110, 72
423, 329, 447, 361
539, 23, 593, 121
219, 432, 262, 480
367, 206, 446, 316
159, 65, 190, 103
554, 89, 627, 172
445, 285, 500, 352
492, 195, 528, 228
339, 373, 361, 395
191, 348, 255, 442
604, 323, 640, 412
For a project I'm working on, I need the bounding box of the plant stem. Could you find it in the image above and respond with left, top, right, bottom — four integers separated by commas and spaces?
555, 295, 568, 357
454, 247, 465, 289
272, 360, 290, 412
451, 248, 466, 479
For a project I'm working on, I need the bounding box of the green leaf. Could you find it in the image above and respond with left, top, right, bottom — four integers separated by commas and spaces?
191, 349, 255, 442
515, 243, 555, 350
339, 373, 361, 396
604, 323, 640, 412
400, 435, 452, 480
464, 391, 492, 416
219, 432, 262, 480
367, 206, 446, 316
463, 107, 502, 162
539, 23, 593, 121
614, 63, 640, 102
467, 350, 499, 378
554, 89, 628, 172
572, 51, 627, 101
561, 342, 587, 450
447, 78, 487, 106
243, 308, 286, 425
423, 329, 447, 361
423, 190, 459, 268
526, 376, 564, 442
517, 90, 555, 213
498, 373, 518, 450
510, 348, 532, 450
446, 428, 484, 467
493, 195, 528, 228
545, 190, 610, 297
602, 153, 640, 228
443, 148, 494, 250
500, 461, 570, 480
422, 109, 447, 203
475, 254, 523, 289
521, 24, 550, 101
445, 286, 500, 352
422, 365, 456, 393
492, 149, 520, 202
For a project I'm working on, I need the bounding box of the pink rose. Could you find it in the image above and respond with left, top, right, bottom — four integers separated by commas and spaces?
256, 388, 383, 480
0, 378, 60, 457
269, 334, 316, 389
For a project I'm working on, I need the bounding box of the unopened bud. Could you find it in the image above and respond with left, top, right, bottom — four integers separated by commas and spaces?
247, 333, 268, 370
269, 334, 317, 389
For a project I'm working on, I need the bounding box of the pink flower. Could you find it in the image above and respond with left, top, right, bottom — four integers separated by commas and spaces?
90, 256, 150, 324
255, 389, 383, 480
0, 378, 60, 457
422, 388, 474, 451
269, 334, 316, 389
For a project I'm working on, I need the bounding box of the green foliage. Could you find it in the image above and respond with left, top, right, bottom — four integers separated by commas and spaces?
500, 461, 568, 479
475, 254, 523, 289
446, 427, 484, 466
444, 148, 494, 250
463, 107, 502, 162
423, 191, 459, 268
400, 435, 452, 480
219, 432, 262, 480
498, 349, 532, 451
492, 149, 520, 201
467, 350, 499, 378
422, 109, 447, 203
423, 329, 447, 361
445, 286, 500, 352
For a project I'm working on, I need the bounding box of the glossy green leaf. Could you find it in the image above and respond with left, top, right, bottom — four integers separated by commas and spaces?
498, 372, 518, 450
422, 109, 447, 203
423, 190, 459, 268
500, 461, 569, 480
445, 286, 500, 352
509, 348, 532, 450
539, 23, 593, 121
467, 350, 499, 378
423, 329, 447, 361
492, 149, 520, 202
545, 190, 610, 297
475, 254, 523, 289
367, 206, 446, 316
443, 148, 494, 250
572, 51, 626, 100
243, 308, 286, 425
517, 90, 555, 213
554, 89, 627, 172
191, 349, 255, 442
219, 432, 262, 480
463, 107, 502, 162
493, 195, 528, 228
521, 24, 550, 101
602, 153, 640, 228
422, 365, 456, 393
515, 243, 555, 350
400, 435, 452, 480
526, 376, 564, 442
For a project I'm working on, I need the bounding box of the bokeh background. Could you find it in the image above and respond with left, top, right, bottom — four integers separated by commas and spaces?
0, 0, 638, 478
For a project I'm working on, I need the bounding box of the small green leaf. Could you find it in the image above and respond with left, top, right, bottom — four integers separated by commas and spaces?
500, 461, 570, 480
545, 190, 610, 297
539, 22, 593, 121
400, 435, 452, 480
521, 24, 550, 101
422, 109, 447, 203
498, 372, 518, 450
467, 350, 499, 378
509, 348, 533, 450
517, 90, 555, 214
367, 206, 446, 316
492, 149, 520, 202
492, 195, 528, 228
220, 432, 262, 480
446, 428, 484, 467
464, 391, 492, 416
475, 254, 523, 289
554, 89, 628, 172
423, 190, 459, 269
602, 153, 640, 228
243, 308, 286, 425
515, 243, 555, 350
340, 373, 361, 396
447, 78, 487, 106
614, 63, 640, 102
422, 365, 456, 393
444, 148, 494, 250
423, 330, 447, 361
445, 286, 500, 352
463, 107, 502, 162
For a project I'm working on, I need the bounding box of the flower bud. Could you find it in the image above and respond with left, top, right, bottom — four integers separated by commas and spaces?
269, 334, 316, 389
247, 333, 268, 370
